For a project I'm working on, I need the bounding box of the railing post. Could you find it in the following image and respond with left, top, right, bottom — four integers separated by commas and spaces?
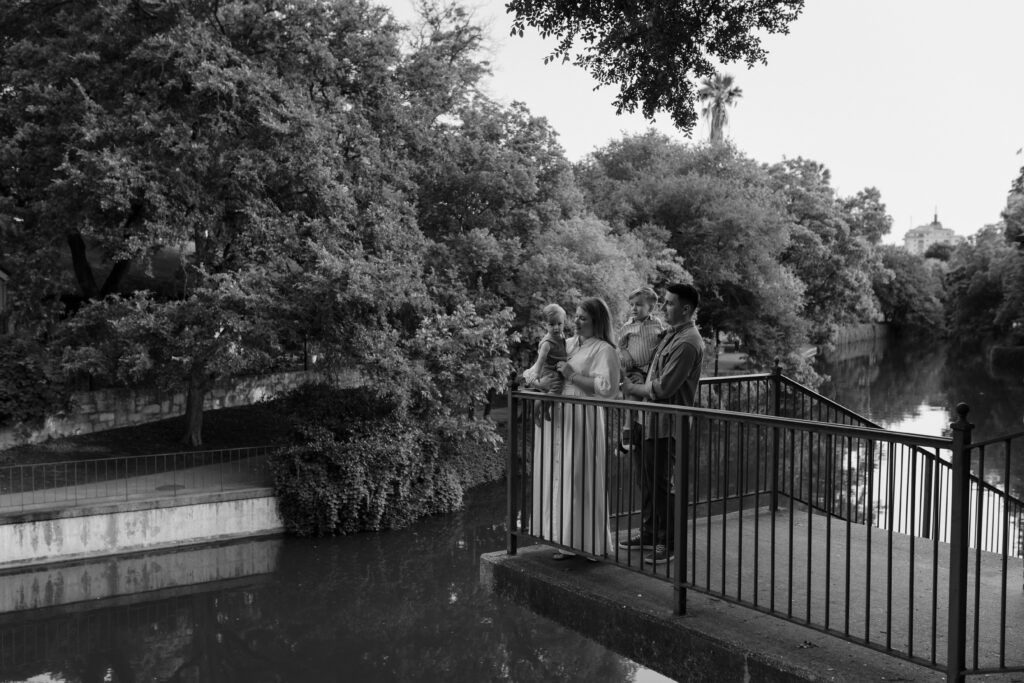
921, 448, 934, 540
507, 384, 519, 556
946, 403, 973, 683
673, 415, 689, 615
770, 359, 782, 510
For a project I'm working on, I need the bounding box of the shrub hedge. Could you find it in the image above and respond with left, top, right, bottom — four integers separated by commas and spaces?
0, 339, 70, 430
268, 383, 502, 537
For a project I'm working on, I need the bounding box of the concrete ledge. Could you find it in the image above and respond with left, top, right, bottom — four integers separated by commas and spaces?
481, 545, 945, 683
0, 492, 283, 569
0, 486, 276, 524
0, 535, 283, 614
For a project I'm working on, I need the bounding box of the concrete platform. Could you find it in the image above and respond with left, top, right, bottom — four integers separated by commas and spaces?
482, 544, 948, 683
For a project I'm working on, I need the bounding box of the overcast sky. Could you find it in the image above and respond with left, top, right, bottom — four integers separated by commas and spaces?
384, 0, 1024, 245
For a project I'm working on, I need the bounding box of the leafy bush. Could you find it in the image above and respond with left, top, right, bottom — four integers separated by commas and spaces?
269, 384, 496, 537
0, 338, 70, 429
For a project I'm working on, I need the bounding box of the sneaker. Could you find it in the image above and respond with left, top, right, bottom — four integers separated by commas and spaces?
643, 544, 674, 565
617, 531, 655, 550
618, 427, 636, 453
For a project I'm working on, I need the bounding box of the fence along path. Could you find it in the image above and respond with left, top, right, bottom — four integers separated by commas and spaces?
0, 446, 272, 515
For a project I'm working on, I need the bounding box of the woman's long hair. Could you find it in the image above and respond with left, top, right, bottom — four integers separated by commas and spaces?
579, 297, 616, 349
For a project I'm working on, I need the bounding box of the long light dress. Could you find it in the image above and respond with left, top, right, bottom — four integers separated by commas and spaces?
530, 335, 620, 556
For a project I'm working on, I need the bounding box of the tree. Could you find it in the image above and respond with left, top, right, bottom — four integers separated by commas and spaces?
576, 138, 810, 370
697, 73, 743, 144
769, 158, 881, 343
0, 0, 423, 444
944, 225, 1024, 343
923, 242, 955, 261
59, 277, 278, 445
1002, 164, 1024, 248
840, 187, 892, 245
414, 99, 580, 305
872, 246, 945, 337
514, 215, 680, 338
505, 0, 804, 133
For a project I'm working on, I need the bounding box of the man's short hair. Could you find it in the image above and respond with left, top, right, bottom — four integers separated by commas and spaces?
628, 286, 659, 304
666, 283, 700, 310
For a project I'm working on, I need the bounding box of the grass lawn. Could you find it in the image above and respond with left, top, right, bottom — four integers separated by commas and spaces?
0, 402, 291, 467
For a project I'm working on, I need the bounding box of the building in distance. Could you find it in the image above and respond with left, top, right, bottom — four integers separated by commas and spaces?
903, 213, 964, 255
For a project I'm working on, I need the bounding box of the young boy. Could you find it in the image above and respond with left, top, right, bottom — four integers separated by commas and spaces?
522, 303, 568, 394
617, 287, 666, 453
618, 287, 666, 383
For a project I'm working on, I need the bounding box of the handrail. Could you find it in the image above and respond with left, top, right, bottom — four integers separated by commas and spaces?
778, 374, 878, 426
515, 390, 953, 450
507, 372, 1024, 679
968, 431, 1024, 449
702, 371, 1024, 517
0, 445, 273, 513
0, 445, 273, 473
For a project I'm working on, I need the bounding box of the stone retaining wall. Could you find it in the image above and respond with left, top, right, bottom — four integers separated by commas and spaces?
0, 490, 283, 569
833, 322, 889, 345
0, 368, 359, 450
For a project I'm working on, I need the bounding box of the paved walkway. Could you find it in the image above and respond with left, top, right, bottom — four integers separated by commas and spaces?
531, 505, 1024, 675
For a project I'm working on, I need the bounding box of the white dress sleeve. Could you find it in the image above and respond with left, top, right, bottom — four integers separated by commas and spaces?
590, 342, 621, 398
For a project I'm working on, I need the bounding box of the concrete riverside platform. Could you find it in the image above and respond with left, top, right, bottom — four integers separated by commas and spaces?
0, 459, 282, 568
483, 502, 1024, 682
0, 535, 282, 614
674, 507, 1024, 671
482, 545, 946, 682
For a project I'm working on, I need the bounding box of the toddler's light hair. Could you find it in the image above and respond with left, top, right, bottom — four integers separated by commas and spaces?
628, 286, 659, 305
542, 303, 566, 326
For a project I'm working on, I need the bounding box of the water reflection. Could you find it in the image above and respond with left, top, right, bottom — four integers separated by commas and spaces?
0, 484, 670, 683
817, 334, 1024, 498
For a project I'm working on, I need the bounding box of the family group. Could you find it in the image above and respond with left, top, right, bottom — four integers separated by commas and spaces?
520, 283, 704, 566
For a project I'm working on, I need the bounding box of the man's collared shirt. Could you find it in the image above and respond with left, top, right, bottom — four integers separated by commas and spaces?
642, 320, 704, 439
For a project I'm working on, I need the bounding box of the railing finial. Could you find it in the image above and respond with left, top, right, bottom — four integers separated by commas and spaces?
772, 358, 782, 376
951, 403, 972, 431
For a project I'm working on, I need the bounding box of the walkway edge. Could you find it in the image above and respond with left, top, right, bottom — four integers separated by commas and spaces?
481, 545, 944, 682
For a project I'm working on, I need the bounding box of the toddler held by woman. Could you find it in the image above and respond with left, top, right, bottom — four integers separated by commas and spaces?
522, 303, 568, 394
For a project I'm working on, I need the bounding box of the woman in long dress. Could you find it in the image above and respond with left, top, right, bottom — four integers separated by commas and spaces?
530, 297, 620, 559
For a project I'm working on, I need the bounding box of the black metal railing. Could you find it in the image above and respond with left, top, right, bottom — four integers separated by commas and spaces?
507, 371, 1024, 682
0, 446, 273, 513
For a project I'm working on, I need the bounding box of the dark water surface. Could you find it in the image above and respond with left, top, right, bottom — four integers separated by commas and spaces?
816, 334, 1024, 494
0, 483, 670, 683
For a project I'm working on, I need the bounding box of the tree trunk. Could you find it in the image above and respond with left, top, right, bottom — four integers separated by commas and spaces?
182, 370, 209, 447
67, 232, 99, 299
99, 258, 132, 297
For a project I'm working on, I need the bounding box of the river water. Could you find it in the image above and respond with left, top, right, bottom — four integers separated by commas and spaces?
816, 334, 1024, 498
817, 335, 1024, 440
4, 334, 1021, 683
0, 483, 671, 683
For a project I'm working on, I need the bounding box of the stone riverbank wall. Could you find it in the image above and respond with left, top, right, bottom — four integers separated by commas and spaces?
0, 368, 359, 450
833, 322, 889, 346
0, 490, 283, 571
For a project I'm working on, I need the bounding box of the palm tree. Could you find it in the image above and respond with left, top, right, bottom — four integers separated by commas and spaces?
697, 73, 742, 144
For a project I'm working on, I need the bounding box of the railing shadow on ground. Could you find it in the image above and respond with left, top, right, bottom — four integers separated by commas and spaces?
506, 367, 1024, 683
0, 446, 273, 514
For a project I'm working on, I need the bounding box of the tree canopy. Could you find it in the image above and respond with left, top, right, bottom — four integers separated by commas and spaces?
506, 0, 803, 132
0, 0, 521, 444
0, 0, 960, 453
